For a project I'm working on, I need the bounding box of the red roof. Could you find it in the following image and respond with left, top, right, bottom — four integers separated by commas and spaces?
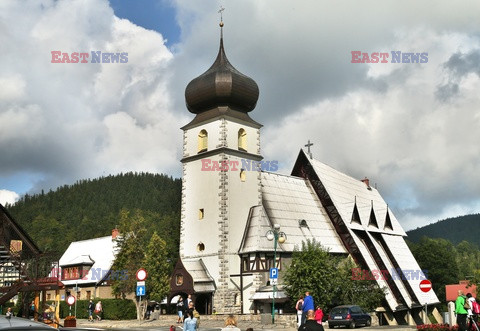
445, 281, 477, 301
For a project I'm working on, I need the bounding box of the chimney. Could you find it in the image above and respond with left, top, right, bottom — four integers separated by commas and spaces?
361, 177, 371, 189
112, 228, 119, 239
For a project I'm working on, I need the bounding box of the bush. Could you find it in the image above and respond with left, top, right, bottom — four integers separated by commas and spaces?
417, 324, 458, 331
59, 299, 136, 320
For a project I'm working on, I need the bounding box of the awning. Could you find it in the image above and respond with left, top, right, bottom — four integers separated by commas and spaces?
250, 290, 289, 302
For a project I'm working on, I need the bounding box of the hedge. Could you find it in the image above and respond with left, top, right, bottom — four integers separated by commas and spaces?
59, 298, 136, 320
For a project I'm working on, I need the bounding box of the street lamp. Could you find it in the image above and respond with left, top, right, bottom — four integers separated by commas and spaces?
265, 223, 287, 324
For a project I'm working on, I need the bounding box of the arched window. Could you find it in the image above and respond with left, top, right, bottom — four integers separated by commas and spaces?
198, 130, 208, 153
238, 128, 247, 151
240, 169, 246, 182
197, 242, 205, 252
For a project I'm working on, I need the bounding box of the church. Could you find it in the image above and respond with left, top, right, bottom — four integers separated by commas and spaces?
169, 20, 440, 325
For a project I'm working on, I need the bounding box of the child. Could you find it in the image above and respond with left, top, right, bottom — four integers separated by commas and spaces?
315, 306, 324, 324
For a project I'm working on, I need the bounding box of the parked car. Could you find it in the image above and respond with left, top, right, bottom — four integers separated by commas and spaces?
327, 305, 371, 328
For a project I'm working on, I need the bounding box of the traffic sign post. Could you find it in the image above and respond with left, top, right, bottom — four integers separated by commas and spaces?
419, 280, 432, 324
136, 268, 148, 281
66, 295, 76, 317
420, 279, 432, 292
136, 285, 146, 296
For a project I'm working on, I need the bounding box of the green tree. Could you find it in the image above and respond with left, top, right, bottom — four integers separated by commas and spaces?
284, 239, 384, 311
409, 237, 459, 301
143, 232, 170, 302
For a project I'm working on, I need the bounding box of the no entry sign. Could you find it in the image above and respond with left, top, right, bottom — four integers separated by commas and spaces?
136, 268, 148, 281
419, 279, 432, 293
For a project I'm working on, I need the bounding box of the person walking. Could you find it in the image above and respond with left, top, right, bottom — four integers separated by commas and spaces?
456, 290, 469, 331
296, 295, 304, 327
302, 291, 314, 324
94, 300, 103, 321
176, 296, 185, 323
87, 299, 95, 322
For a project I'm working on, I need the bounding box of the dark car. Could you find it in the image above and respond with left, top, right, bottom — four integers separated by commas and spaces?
327, 305, 371, 328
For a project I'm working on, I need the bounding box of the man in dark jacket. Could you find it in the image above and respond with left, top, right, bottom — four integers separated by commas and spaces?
299, 309, 324, 331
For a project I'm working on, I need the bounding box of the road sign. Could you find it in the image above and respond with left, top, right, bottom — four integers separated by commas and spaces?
136, 285, 146, 296
269, 268, 278, 279
270, 278, 278, 285
66, 295, 76, 306
419, 279, 432, 293
137, 281, 145, 286
136, 268, 147, 281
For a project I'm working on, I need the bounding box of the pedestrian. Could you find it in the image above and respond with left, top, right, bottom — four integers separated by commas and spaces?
29, 301, 35, 320
315, 306, 323, 324
299, 309, 324, 331
6, 307, 13, 319
456, 290, 469, 331
296, 295, 304, 327
187, 300, 200, 328
302, 291, 314, 324
187, 294, 192, 306
94, 300, 103, 321
467, 293, 478, 330
87, 299, 95, 322
221, 314, 241, 331
183, 310, 198, 331
176, 296, 184, 323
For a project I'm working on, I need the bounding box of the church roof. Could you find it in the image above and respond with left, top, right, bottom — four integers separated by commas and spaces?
305, 152, 406, 236
184, 25, 259, 115
239, 172, 347, 254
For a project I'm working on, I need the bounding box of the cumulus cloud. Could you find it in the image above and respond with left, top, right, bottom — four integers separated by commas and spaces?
1, 0, 479, 231
0, 190, 19, 206
0, 0, 185, 194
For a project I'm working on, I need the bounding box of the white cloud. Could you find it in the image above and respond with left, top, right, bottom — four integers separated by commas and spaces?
0, 190, 19, 206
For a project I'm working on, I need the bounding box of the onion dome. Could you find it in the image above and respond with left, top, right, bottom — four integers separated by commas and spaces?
185, 26, 259, 114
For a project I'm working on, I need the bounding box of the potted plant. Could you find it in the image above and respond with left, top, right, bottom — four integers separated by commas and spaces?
64, 315, 76, 327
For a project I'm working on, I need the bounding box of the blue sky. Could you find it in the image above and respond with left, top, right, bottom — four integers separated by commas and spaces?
109, 0, 180, 46
0, 0, 479, 230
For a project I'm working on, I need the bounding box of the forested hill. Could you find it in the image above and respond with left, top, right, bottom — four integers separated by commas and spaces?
406, 214, 480, 245
5, 172, 181, 259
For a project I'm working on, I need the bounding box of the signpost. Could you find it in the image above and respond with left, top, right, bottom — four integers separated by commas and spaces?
419, 279, 432, 324
420, 279, 432, 292
269, 267, 278, 285
66, 295, 76, 317
136, 268, 147, 301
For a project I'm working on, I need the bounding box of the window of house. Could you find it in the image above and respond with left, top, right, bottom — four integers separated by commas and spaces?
197, 242, 205, 252
238, 128, 247, 151
240, 169, 246, 182
199, 208, 204, 220
176, 274, 184, 286
198, 130, 208, 153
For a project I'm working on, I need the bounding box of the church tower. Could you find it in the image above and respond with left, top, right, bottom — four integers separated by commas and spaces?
180, 20, 262, 313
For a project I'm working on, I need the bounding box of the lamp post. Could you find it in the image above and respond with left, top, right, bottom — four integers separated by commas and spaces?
265, 224, 287, 324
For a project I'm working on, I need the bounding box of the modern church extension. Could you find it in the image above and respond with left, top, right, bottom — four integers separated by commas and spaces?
169, 19, 440, 326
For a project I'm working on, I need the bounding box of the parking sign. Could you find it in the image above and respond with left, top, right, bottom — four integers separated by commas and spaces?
269, 267, 278, 279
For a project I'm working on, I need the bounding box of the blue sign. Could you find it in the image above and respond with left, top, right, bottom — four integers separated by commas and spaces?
269, 267, 278, 279
136, 285, 146, 296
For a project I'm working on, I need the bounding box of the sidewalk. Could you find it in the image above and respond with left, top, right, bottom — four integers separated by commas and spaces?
74, 317, 297, 330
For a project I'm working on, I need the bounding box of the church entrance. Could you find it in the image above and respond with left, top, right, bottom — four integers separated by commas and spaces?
195, 293, 212, 315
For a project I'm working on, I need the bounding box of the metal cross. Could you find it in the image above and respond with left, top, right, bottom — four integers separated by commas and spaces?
305, 140, 313, 159
218, 6, 225, 23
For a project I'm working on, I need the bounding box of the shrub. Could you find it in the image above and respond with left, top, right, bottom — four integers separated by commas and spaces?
59, 299, 136, 320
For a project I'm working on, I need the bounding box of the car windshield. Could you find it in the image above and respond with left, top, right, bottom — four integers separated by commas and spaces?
331, 307, 349, 315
